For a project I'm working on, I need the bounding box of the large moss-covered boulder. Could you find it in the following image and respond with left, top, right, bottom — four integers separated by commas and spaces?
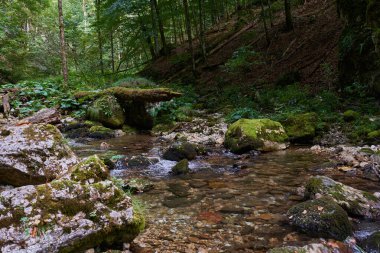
87, 95, 125, 128
0, 156, 145, 253
281, 113, 318, 143
288, 197, 352, 240
305, 176, 380, 219
0, 124, 78, 186
224, 119, 288, 153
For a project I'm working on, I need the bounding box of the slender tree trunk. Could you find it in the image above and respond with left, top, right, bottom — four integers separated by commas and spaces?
110, 30, 115, 73
169, 1, 178, 44
198, 0, 206, 61
284, 0, 293, 31
183, 0, 196, 73
151, 0, 168, 55
267, 0, 274, 27
260, 0, 270, 46
58, 0, 68, 85
82, 0, 88, 31
96, 0, 104, 74
150, 0, 160, 55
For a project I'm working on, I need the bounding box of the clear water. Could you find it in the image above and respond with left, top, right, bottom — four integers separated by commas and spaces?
72, 135, 380, 253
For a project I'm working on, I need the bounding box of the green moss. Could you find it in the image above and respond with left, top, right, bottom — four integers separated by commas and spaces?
305, 177, 323, 197
368, 130, 380, 139
69, 155, 109, 183
343, 110, 360, 122
282, 112, 318, 142
171, 159, 190, 175
89, 125, 113, 134
363, 191, 379, 201
87, 95, 126, 129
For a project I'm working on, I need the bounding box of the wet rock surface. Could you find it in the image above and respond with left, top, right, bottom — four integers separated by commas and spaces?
0, 124, 78, 186
0, 156, 144, 253
287, 197, 352, 240
305, 176, 380, 219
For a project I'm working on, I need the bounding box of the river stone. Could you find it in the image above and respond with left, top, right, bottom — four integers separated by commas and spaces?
305, 176, 380, 219
87, 95, 125, 129
0, 156, 145, 253
268, 242, 359, 253
361, 231, 380, 253
163, 142, 198, 161
0, 124, 78, 186
288, 197, 352, 240
224, 118, 288, 153
171, 159, 190, 175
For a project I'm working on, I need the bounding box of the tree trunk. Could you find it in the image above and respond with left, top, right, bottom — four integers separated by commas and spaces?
260, 0, 270, 46
199, 0, 207, 61
96, 0, 104, 74
284, 0, 293, 31
151, 0, 168, 55
110, 30, 115, 73
58, 0, 68, 85
183, 0, 196, 73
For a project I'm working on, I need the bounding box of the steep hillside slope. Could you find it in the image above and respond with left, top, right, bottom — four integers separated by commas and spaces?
142, 0, 342, 95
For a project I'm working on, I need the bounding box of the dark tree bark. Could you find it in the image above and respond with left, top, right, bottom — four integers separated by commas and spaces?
151, 0, 168, 55
58, 0, 68, 85
183, 0, 196, 73
260, 0, 270, 45
199, 0, 207, 61
284, 0, 293, 31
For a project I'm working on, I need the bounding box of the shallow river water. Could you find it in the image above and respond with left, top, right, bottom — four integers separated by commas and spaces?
72, 135, 380, 253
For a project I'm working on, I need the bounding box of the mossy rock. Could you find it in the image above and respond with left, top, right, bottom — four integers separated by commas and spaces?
305, 176, 380, 219
64, 155, 109, 183
89, 125, 115, 139
87, 95, 125, 129
122, 124, 138, 135
163, 142, 198, 161
224, 118, 288, 153
288, 197, 352, 240
171, 159, 190, 175
343, 110, 360, 122
281, 113, 318, 143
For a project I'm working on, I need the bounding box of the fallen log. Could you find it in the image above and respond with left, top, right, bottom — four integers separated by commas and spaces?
75, 87, 182, 103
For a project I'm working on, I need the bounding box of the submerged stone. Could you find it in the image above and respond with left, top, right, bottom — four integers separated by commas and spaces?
0, 124, 78, 186
288, 197, 352, 240
224, 118, 288, 153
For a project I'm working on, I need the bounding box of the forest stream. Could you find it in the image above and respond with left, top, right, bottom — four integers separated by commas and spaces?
72, 132, 380, 253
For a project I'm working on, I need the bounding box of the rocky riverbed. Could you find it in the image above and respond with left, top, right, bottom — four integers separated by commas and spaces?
1, 111, 380, 253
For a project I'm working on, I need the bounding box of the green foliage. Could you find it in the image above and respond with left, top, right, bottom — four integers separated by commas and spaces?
150, 84, 197, 124
2, 80, 79, 117
226, 107, 259, 123
223, 46, 262, 73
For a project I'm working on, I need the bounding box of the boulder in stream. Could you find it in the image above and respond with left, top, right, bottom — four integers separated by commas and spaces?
305, 176, 380, 219
224, 118, 288, 153
171, 159, 190, 175
0, 155, 145, 253
0, 124, 78, 186
287, 197, 352, 240
163, 141, 198, 161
